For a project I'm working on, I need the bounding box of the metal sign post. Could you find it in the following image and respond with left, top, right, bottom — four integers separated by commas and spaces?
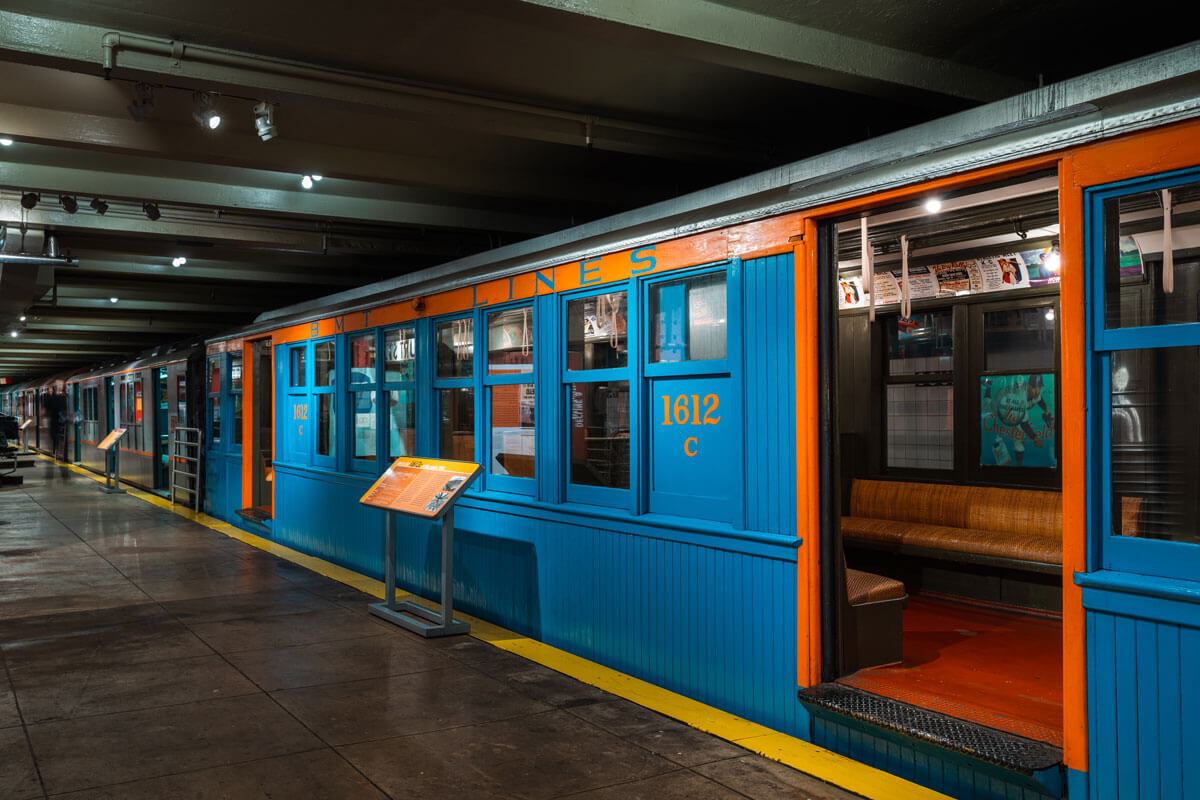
97, 428, 127, 494
360, 457, 481, 638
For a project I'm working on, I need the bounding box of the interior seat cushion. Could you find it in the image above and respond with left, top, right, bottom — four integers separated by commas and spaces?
901, 525, 1062, 565
965, 486, 1062, 538
850, 479, 972, 528
846, 568, 907, 605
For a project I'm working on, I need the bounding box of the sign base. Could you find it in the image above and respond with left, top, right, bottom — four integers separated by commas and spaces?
369, 600, 470, 638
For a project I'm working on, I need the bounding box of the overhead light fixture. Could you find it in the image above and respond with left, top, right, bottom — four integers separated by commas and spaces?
142, 202, 161, 221
18, 315, 26, 322
59, 195, 78, 214
172, 256, 187, 267
20, 192, 38, 210
0, 137, 13, 146
1045, 242, 1062, 273
109, 297, 119, 303
9, 331, 17, 338
1045, 308, 1056, 322
301, 175, 314, 189
126, 82, 155, 122
253, 102, 278, 142
192, 91, 222, 130
923, 197, 943, 214
90, 198, 109, 215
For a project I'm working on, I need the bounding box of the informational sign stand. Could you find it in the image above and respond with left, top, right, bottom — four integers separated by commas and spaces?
97, 428, 127, 494
19, 418, 34, 454
359, 457, 482, 638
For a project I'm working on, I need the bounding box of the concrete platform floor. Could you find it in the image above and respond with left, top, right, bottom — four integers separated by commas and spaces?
1, 463, 863, 800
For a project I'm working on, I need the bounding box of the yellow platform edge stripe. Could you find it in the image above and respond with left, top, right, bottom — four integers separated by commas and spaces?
33, 454, 952, 800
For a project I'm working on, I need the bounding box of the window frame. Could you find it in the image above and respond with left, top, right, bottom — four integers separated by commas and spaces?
382, 323, 419, 465
229, 353, 244, 453
432, 312, 480, 466
346, 329, 381, 474
1087, 166, 1200, 579
483, 300, 538, 495
310, 337, 337, 469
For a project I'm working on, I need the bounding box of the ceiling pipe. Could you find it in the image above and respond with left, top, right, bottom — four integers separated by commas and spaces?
0, 253, 79, 266
99, 31, 732, 149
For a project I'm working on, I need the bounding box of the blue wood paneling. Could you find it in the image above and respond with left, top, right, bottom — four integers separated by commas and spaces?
1084, 581, 1200, 800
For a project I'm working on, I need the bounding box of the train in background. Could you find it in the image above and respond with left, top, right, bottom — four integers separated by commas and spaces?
0, 341, 206, 492
6, 47, 1200, 800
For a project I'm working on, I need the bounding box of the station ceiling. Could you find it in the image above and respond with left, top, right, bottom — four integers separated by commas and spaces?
0, 0, 1194, 379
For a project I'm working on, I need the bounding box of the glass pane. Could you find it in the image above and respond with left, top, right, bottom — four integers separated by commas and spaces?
384, 327, 416, 383
317, 394, 335, 457
177, 376, 187, 422
568, 380, 630, 489
230, 356, 243, 392
983, 307, 1056, 372
650, 273, 727, 362
290, 347, 306, 387
134, 380, 143, 424
437, 318, 474, 379
353, 390, 376, 460
315, 341, 335, 387
488, 307, 534, 375
885, 383, 953, 470
387, 389, 415, 458
567, 292, 628, 370
438, 387, 474, 460
980, 374, 1056, 468
233, 394, 243, 446
208, 359, 220, 393
350, 334, 375, 384
1110, 347, 1200, 543
1105, 180, 1200, 329
491, 384, 535, 478
887, 310, 953, 375
210, 397, 221, 442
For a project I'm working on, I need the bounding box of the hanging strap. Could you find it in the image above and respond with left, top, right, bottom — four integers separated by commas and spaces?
900, 234, 911, 318
861, 218, 875, 322
1162, 188, 1175, 294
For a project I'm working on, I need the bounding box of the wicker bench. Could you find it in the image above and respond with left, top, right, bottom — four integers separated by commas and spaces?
842, 479, 1141, 574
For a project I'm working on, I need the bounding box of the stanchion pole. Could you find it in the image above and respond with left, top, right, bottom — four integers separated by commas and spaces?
385, 511, 397, 612
441, 507, 455, 628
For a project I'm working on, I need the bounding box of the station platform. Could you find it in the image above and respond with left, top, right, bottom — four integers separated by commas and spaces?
1, 462, 875, 800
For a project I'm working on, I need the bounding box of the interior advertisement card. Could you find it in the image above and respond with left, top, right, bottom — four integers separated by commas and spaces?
359, 457, 481, 518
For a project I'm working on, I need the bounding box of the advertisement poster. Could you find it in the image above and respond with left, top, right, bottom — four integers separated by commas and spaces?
980, 374, 1056, 468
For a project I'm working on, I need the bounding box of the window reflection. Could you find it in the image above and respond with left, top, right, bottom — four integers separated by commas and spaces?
491, 384, 534, 477
567, 292, 627, 370
488, 308, 534, 375
439, 387, 474, 461
437, 319, 474, 379
388, 389, 415, 458
650, 273, 727, 362
568, 380, 629, 488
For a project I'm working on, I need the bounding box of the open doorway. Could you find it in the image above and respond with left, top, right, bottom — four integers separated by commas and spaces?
250, 338, 273, 518
822, 171, 1065, 747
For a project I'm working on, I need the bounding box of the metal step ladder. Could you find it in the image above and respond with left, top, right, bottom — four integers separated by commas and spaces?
167, 426, 202, 512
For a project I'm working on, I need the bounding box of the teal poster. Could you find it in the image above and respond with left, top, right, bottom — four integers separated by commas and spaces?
980, 374, 1056, 467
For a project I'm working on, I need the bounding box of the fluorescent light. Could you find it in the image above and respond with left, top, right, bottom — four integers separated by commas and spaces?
923, 198, 943, 213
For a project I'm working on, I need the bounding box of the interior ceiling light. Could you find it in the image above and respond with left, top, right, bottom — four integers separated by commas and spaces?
59, 195, 78, 214
253, 101, 278, 142
126, 82, 155, 122
20, 192, 38, 210
90, 198, 109, 215
0, 137, 13, 146
923, 197, 943, 213
142, 202, 161, 221
1045, 242, 1062, 273
192, 91, 222, 130
172, 256, 187, 267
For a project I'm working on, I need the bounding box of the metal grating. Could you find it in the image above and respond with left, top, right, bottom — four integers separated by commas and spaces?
798, 683, 1063, 773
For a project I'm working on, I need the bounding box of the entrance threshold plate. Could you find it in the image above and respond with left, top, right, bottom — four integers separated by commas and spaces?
235, 507, 274, 524
369, 601, 470, 638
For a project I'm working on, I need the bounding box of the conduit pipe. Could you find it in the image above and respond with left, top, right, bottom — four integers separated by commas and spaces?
0, 254, 79, 266
100, 31, 730, 149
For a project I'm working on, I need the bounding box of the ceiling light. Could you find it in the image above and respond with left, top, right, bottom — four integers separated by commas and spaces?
300, 175, 313, 189
9, 331, 17, 338
1045, 243, 1062, 273
1045, 308, 1056, 322
253, 102, 278, 142
127, 82, 155, 122
18, 315, 26, 322
142, 202, 160, 221
192, 91, 222, 130
310, 174, 322, 182
109, 297, 119, 303
172, 256, 187, 267
90, 198, 109, 215
20, 192, 38, 210
59, 195, 78, 214
0, 137, 13, 146
923, 198, 943, 213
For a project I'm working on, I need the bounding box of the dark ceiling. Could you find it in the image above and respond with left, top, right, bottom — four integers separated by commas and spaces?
1, 0, 1195, 379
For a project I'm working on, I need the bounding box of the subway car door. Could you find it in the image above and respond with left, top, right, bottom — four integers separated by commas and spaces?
155, 367, 169, 489
1079, 158, 1200, 798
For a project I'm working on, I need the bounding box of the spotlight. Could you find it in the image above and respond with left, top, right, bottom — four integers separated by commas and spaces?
142, 202, 160, 221
301, 175, 313, 189
90, 198, 109, 215
109, 297, 119, 304
253, 102, 278, 142
923, 197, 943, 213
172, 256, 187, 267
0, 137, 12, 146
59, 195, 78, 214
126, 82, 155, 122
18, 315, 26, 322
20, 192, 38, 210
9, 331, 17, 338
192, 92, 222, 130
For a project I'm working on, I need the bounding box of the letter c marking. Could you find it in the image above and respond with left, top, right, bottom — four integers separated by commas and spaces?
684, 437, 698, 457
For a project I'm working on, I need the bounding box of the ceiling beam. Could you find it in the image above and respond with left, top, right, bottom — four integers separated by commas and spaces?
66, 256, 375, 287
517, 0, 1030, 104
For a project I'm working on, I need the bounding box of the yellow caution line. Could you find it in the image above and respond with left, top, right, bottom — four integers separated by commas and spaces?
35, 454, 951, 800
